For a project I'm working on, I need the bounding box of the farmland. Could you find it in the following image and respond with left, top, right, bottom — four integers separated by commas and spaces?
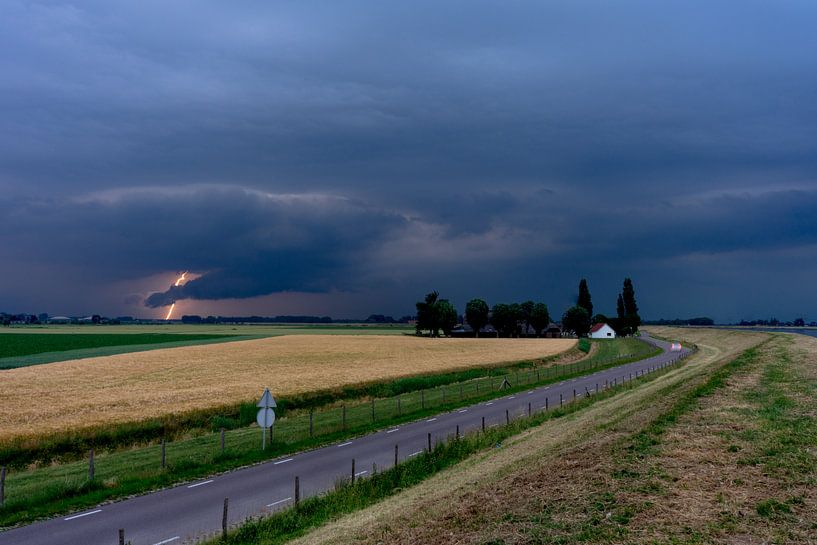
0, 335, 575, 445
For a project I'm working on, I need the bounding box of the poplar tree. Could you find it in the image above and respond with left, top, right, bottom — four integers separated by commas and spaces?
577, 279, 593, 318
622, 278, 641, 335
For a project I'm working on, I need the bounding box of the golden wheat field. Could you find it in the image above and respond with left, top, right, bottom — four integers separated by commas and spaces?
0, 335, 575, 442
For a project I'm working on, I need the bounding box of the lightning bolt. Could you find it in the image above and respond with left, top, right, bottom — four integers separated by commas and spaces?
164, 272, 188, 320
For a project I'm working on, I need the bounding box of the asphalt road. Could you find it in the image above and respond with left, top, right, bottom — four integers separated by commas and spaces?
0, 334, 689, 545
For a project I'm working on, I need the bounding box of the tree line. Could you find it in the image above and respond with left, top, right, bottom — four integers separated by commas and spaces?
415, 277, 641, 338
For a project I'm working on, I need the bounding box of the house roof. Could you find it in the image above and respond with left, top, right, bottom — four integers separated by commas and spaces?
590, 323, 610, 333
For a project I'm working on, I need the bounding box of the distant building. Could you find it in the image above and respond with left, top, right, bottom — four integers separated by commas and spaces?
589, 323, 616, 339
48, 316, 71, 324
544, 323, 562, 338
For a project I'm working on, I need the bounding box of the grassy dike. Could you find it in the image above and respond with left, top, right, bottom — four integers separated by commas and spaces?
210, 345, 689, 545
0, 339, 656, 528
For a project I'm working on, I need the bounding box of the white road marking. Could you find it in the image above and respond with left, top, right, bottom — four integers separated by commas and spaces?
152, 537, 180, 545
426, 417, 437, 422
527, 391, 534, 394
355, 470, 368, 477
187, 480, 214, 489
64, 509, 102, 521
408, 450, 423, 457
267, 497, 292, 507
337, 441, 353, 447
273, 458, 294, 465
458, 409, 468, 413
508, 396, 516, 399
486, 402, 494, 406
386, 428, 399, 433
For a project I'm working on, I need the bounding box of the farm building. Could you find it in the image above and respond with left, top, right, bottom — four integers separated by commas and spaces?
544, 323, 562, 338
589, 323, 616, 339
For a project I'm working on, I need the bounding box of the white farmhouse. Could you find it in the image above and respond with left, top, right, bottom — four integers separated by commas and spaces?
589, 323, 616, 339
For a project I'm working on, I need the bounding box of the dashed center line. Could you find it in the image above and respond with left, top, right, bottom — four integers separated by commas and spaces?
486, 402, 494, 406
527, 391, 534, 394
458, 409, 468, 413
386, 428, 399, 433
337, 441, 353, 447
426, 417, 437, 422
508, 396, 516, 399
187, 480, 214, 489
273, 458, 294, 465
152, 537, 180, 545
64, 509, 102, 521
355, 470, 368, 477
408, 450, 423, 457
267, 497, 292, 507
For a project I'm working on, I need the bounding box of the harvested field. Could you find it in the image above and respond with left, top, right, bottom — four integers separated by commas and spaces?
0, 335, 574, 443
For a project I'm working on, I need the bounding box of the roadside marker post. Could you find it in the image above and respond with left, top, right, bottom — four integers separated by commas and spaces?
351, 459, 356, 484
295, 476, 300, 507
222, 498, 229, 538
394, 444, 398, 467
256, 388, 277, 451
119, 528, 125, 545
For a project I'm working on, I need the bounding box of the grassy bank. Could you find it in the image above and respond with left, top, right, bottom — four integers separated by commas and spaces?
0, 338, 655, 528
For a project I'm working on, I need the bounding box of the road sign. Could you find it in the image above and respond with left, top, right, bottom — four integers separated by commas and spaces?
257, 388, 277, 408
256, 408, 276, 428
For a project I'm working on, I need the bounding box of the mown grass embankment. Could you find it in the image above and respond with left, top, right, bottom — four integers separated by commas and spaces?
0, 338, 655, 528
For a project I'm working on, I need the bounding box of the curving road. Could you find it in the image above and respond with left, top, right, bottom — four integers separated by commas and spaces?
0, 334, 689, 545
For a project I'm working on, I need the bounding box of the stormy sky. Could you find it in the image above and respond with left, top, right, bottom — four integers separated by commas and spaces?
2, 1, 817, 322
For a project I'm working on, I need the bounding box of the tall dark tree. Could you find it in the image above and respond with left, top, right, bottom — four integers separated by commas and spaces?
415, 291, 440, 337
616, 293, 625, 320
562, 306, 591, 337
520, 300, 535, 336
509, 303, 524, 337
577, 279, 593, 318
622, 277, 641, 335
465, 298, 489, 337
530, 303, 551, 337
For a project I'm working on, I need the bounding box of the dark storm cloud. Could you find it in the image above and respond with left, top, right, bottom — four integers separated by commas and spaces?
2, 1, 817, 320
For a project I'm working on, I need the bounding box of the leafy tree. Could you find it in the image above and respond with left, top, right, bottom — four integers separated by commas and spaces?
562, 306, 591, 337
592, 313, 609, 325
437, 300, 458, 336
465, 298, 490, 337
577, 279, 593, 318
616, 294, 625, 321
794, 317, 805, 327
530, 303, 551, 337
622, 277, 641, 335
416, 291, 441, 337
491, 303, 518, 337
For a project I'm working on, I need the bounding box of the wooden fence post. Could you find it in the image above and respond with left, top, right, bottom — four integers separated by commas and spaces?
456, 424, 460, 438
427, 432, 432, 452
560, 393, 563, 407
528, 402, 532, 417
119, 528, 125, 545
394, 444, 398, 467
351, 459, 356, 483
545, 397, 549, 410
89, 449, 94, 482
481, 416, 485, 432
505, 409, 510, 425
222, 498, 229, 538
295, 476, 300, 507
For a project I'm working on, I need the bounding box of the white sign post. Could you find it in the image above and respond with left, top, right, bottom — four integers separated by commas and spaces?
256, 388, 277, 450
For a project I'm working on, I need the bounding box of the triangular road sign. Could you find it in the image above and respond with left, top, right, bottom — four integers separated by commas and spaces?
257, 388, 277, 408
